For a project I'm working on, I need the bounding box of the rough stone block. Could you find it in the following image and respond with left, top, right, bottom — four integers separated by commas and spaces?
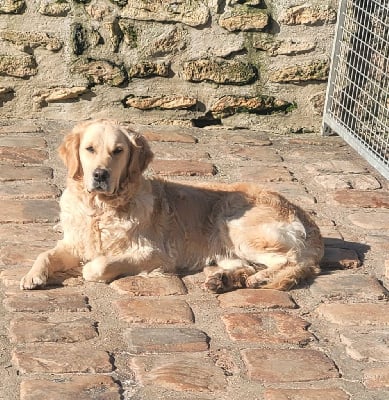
219, 8, 269, 32
9, 315, 97, 343
241, 348, 339, 382
280, 5, 337, 25
181, 59, 257, 85
317, 303, 389, 326
210, 95, 292, 118
125, 95, 196, 110
125, 327, 209, 353
0, 54, 37, 78
254, 38, 316, 56
115, 297, 194, 324
127, 61, 170, 78
222, 311, 312, 345
217, 288, 296, 309
12, 343, 112, 373
38, 1, 71, 17
269, 60, 329, 83
33, 86, 88, 107
20, 375, 120, 400
0, 0, 25, 14
71, 59, 126, 86
110, 275, 187, 296
122, 0, 210, 27
0, 30, 62, 51
131, 354, 226, 392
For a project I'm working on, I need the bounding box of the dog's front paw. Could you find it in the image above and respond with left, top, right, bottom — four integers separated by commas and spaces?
82, 256, 108, 282
20, 270, 48, 290
204, 267, 232, 294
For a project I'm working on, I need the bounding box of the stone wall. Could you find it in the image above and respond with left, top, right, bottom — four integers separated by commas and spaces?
0, 0, 338, 133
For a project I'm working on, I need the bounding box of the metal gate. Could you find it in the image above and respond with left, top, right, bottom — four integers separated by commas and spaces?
322, 0, 389, 180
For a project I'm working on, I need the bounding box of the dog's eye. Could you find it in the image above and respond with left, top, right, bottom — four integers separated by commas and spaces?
86, 146, 95, 153
113, 147, 123, 155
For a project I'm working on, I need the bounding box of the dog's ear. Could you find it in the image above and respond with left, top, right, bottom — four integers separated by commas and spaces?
127, 133, 154, 183
58, 131, 82, 180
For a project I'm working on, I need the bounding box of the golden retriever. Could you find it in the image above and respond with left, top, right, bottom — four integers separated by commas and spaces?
20, 119, 324, 292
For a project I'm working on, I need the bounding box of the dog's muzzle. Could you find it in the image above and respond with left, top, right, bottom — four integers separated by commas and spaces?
92, 168, 110, 191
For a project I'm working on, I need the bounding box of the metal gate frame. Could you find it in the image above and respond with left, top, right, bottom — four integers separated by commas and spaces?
322, 0, 389, 180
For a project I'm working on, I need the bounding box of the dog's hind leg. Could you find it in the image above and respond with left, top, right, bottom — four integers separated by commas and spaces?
246, 261, 320, 290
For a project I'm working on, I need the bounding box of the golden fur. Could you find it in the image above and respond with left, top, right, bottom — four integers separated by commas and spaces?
21, 119, 324, 292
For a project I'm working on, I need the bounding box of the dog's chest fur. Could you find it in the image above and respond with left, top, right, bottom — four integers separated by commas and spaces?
60, 187, 154, 261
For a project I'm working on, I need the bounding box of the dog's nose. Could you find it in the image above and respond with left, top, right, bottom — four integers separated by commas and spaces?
93, 168, 109, 183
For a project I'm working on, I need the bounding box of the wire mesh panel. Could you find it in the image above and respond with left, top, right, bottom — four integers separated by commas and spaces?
323, 0, 389, 179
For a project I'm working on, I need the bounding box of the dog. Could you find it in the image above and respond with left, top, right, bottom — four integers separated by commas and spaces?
20, 119, 324, 292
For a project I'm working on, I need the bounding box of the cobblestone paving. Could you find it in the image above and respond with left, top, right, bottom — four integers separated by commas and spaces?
0, 120, 389, 400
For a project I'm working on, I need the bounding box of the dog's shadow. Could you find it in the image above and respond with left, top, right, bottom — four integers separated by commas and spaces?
321, 238, 370, 269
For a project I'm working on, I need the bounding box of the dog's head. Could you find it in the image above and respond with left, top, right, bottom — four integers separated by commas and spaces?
58, 119, 154, 195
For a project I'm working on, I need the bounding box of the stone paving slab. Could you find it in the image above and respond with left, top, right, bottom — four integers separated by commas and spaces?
12, 343, 112, 373
363, 367, 389, 389
0, 147, 48, 164
0, 182, 60, 200
124, 327, 209, 353
340, 330, 389, 362
0, 199, 59, 223
329, 190, 389, 208
9, 315, 97, 343
130, 353, 227, 392
241, 348, 339, 383
0, 165, 53, 181
3, 289, 90, 313
0, 224, 60, 244
222, 311, 312, 345
20, 376, 121, 400
0, 244, 54, 268
263, 388, 350, 400
115, 297, 194, 324
348, 210, 389, 230
110, 275, 187, 296
150, 159, 217, 176
217, 288, 296, 309
310, 273, 388, 301
317, 303, 389, 326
